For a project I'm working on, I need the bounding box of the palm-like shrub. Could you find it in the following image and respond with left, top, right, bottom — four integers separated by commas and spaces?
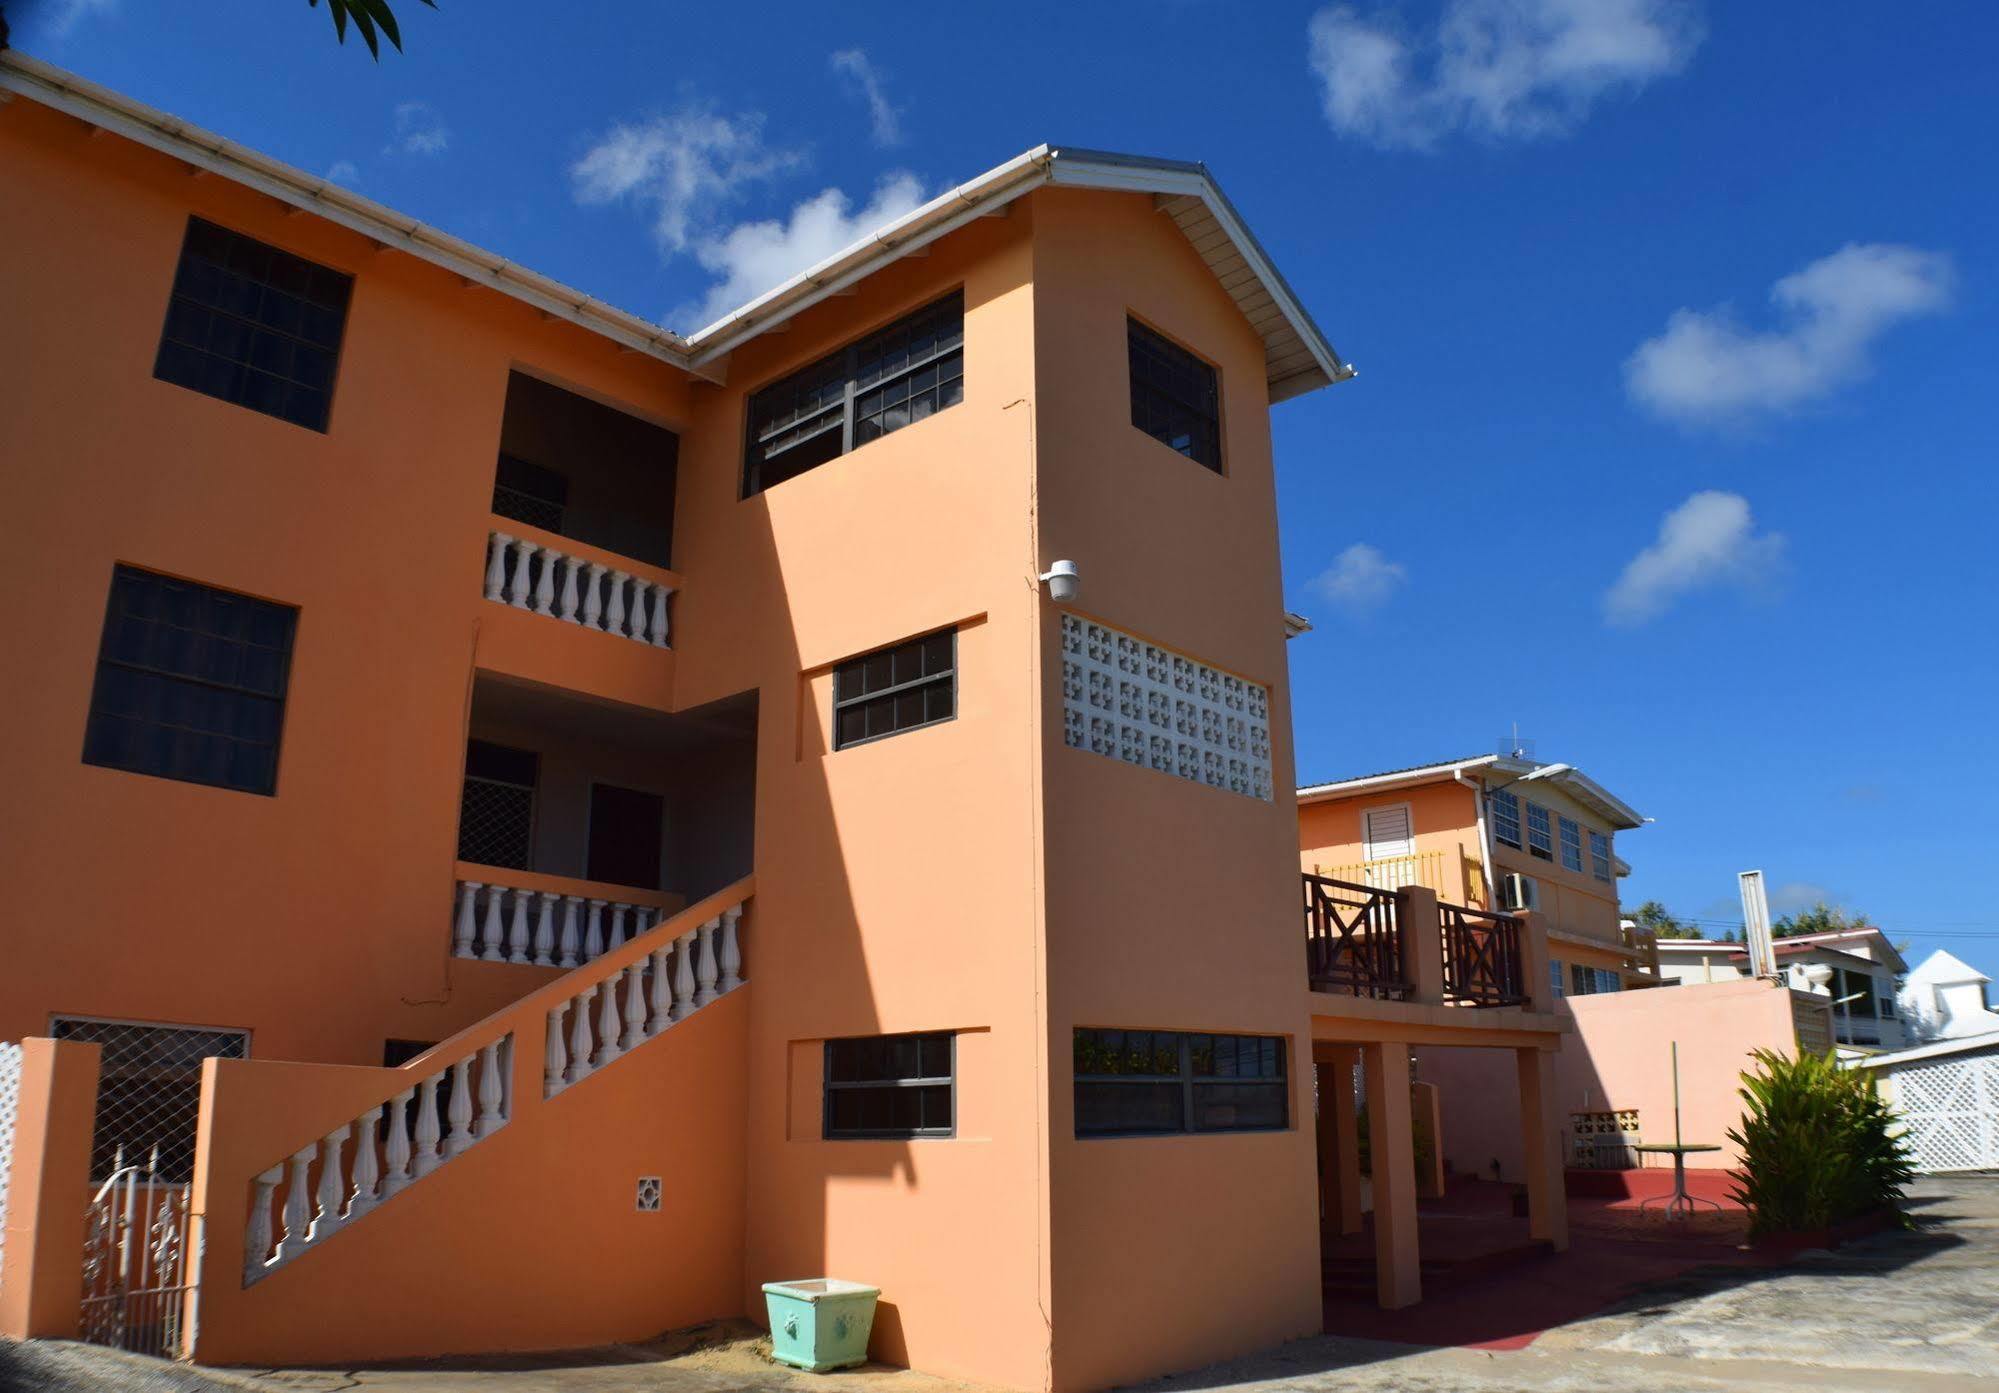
1728, 1049, 1914, 1235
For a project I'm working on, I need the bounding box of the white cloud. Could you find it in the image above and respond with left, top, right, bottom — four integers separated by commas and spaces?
1625, 243, 1955, 428
831, 49, 904, 147
1307, 544, 1407, 615
1769, 881, 1838, 918
1307, 0, 1700, 150
570, 107, 802, 255
325, 160, 361, 187
679, 174, 931, 330
1603, 490, 1784, 626
384, 101, 450, 157
41, 0, 116, 37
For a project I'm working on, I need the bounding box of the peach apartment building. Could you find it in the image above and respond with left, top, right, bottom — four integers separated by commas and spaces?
1298, 753, 1660, 998
0, 54, 1575, 1391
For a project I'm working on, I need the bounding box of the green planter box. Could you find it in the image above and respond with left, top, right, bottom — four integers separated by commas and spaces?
763, 1278, 881, 1373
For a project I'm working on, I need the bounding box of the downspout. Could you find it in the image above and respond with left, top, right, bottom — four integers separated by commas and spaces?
1453, 765, 1496, 907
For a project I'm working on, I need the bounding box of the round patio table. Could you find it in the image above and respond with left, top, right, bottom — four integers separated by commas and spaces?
1632, 1142, 1724, 1220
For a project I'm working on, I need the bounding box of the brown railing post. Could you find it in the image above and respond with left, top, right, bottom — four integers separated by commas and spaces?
1516, 909, 1552, 1012
1397, 885, 1445, 1006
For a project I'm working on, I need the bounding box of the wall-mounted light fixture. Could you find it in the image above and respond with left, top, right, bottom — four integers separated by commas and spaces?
1038, 559, 1079, 603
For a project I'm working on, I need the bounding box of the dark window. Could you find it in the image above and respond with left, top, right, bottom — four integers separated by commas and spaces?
82, 566, 297, 796
823, 1032, 955, 1139
744, 291, 964, 496
51, 1018, 249, 1182
492, 453, 570, 534
153, 218, 352, 431
1073, 1028, 1287, 1138
1589, 830, 1613, 882
1127, 318, 1221, 472
833, 629, 956, 750
1525, 802, 1554, 861
458, 739, 538, 869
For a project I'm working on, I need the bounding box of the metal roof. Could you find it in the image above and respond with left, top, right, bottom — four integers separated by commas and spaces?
0, 53, 1353, 402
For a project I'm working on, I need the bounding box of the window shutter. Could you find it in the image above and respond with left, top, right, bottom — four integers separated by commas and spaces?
1363, 806, 1414, 861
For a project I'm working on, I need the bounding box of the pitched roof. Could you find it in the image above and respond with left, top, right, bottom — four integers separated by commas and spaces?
0, 54, 1352, 401
1298, 754, 1645, 829
1905, 948, 1990, 986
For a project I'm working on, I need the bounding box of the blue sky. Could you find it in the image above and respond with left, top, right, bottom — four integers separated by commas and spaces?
14, 0, 1998, 970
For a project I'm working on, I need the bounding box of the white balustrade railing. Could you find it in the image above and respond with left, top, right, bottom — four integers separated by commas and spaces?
484, 531, 672, 648
542, 904, 742, 1100
245, 1034, 514, 1283
242, 893, 747, 1286
451, 878, 672, 968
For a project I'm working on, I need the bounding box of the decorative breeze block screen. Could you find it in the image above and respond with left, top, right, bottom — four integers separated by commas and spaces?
1060, 614, 1272, 801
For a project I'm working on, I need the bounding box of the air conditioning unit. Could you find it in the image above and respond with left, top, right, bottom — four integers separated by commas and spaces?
1499, 873, 1539, 912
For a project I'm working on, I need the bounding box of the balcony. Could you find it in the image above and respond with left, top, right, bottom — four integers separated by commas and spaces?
472, 372, 683, 701
1302, 874, 1541, 1013
449, 673, 756, 969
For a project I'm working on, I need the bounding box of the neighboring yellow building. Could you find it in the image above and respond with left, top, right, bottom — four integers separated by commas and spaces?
1298, 754, 1658, 994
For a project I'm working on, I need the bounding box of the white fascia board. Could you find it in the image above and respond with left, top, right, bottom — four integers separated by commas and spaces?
0, 53, 697, 371
1044, 150, 1354, 397
1298, 756, 1502, 803
1516, 764, 1645, 830
1849, 1030, 1999, 1070
683, 147, 1054, 364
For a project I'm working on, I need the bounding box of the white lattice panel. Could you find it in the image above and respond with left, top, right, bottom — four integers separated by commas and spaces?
1060, 614, 1272, 801
1889, 1050, 1999, 1174
0, 1041, 22, 1285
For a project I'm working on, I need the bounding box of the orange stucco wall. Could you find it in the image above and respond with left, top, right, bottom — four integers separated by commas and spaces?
3, 97, 1357, 1391
0, 97, 697, 1063
1031, 189, 1321, 1392
1418, 978, 1805, 1180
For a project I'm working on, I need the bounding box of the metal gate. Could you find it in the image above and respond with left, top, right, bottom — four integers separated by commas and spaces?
1889, 1050, 1999, 1174
79, 1148, 192, 1358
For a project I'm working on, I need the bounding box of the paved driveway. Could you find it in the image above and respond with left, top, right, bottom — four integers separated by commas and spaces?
4, 1178, 1994, 1393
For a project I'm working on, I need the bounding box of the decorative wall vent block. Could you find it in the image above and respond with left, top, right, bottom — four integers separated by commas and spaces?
635, 1176, 662, 1212
1059, 614, 1272, 801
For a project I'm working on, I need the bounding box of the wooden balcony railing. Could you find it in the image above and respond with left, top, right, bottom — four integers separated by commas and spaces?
1302, 873, 1410, 1000
1311, 844, 1487, 909
1439, 903, 1527, 1007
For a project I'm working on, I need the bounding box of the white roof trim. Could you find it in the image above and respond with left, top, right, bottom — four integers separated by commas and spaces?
2, 53, 1352, 403
1299, 756, 1509, 803
1848, 1029, 1999, 1070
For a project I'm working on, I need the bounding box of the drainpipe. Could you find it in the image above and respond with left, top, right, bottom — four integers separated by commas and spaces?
1453, 765, 1496, 907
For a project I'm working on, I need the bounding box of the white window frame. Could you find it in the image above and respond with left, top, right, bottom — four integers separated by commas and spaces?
1525, 801, 1554, 860
1490, 788, 1522, 849
1588, 830, 1612, 882
1361, 801, 1415, 863
1559, 816, 1583, 873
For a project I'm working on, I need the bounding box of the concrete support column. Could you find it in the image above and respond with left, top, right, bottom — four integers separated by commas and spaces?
1361, 1042, 1420, 1309
0, 1037, 103, 1339
1412, 1080, 1446, 1199
1315, 1049, 1364, 1235
1515, 909, 1553, 1012
1398, 886, 1445, 1005
1515, 1045, 1569, 1251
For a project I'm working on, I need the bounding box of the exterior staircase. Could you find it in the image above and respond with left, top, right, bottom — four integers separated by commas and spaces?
226, 877, 752, 1286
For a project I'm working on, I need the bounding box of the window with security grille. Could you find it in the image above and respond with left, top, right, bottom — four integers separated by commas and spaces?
457, 739, 538, 869
153, 217, 351, 431
1127, 318, 1221, 471
1589, 830, 1612, 882
1559, 816, 1584, 873
1073, 1028, 1286, 1137
1525, 802, 1554, 860
491, 453, 568, 534
1490, 788, 1521, 848
833, 629, 956, 750
83, 566, 298, 796
744, 291, 964, 496
51, 1018, 248, 1182
824, 1033, 955, 1139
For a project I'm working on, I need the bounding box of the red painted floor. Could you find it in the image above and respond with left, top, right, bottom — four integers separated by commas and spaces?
1322, 1179, 1778, 1351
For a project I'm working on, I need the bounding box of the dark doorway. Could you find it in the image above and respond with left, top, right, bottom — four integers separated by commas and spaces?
588, 782, 664, 889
